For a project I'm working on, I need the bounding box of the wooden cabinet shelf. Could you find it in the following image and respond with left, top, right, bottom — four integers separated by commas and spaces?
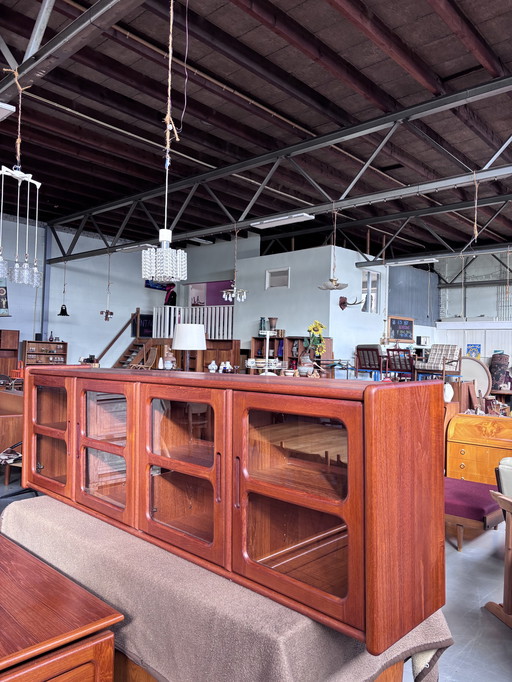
22, 340, 68, 365
23, 367, 445, 655
0, 329, 19, 376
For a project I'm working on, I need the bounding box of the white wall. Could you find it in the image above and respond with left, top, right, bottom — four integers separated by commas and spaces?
47, 232, 165, 366
234, 246, 332, 347
0, 216, 46, 345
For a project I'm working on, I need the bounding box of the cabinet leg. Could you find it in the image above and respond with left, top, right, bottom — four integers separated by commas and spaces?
484, 602, 512, 630
456, 523, 464, 551
375, 660, 404, 681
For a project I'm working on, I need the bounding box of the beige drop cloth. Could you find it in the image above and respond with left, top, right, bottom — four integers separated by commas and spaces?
0, 496, 452, 682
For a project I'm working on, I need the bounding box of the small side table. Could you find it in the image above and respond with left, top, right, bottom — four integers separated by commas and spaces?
0, 534, 123, 680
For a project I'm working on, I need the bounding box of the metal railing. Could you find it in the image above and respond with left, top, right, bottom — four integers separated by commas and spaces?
153, 305, 234, 340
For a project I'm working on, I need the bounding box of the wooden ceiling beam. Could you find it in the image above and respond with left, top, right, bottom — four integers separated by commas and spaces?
326, 0, 512, 164
427, 0, 508, 78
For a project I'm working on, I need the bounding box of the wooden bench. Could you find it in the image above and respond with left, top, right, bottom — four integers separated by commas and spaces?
444, 477, 503, 551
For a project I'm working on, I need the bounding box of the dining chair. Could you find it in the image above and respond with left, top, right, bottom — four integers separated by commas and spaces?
386, 348, 415, 380
354, 345, 387, 380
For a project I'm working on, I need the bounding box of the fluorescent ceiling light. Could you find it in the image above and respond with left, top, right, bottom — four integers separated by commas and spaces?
189, 237, 213, 244
387, 257, 439, 266
117, 243, 156, 252
0, 103, 15, 122
250, 212, 314, 229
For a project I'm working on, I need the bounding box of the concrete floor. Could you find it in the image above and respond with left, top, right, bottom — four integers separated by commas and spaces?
1, 471, 511, 680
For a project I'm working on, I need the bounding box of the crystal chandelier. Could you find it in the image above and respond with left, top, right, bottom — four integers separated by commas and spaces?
222, 227, 247, 303
141, 229, 187, 282
222, 284, 247, 303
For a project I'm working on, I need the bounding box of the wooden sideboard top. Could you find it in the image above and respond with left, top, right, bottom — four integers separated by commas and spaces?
0, 535, 123, 671
25, 365, 443, 402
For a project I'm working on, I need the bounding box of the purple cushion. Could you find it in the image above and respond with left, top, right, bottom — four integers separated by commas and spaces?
444, 477, 499, 520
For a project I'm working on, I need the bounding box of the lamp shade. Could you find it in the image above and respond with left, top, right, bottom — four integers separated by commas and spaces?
172, 323, 207, 350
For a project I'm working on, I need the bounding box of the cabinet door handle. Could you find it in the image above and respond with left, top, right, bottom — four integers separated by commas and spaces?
215, 452, 221, 503
459, 449, 465, 455
459, 463, 465, 469
234, 456, 240, 509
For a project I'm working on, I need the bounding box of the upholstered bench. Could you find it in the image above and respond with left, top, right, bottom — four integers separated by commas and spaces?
444, 477, 503, 551
0, 496, 454, 682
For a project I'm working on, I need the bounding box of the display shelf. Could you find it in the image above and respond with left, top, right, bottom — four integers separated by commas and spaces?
150, 468, 214, 543
35, 434, 68, 484
247, 493, 348, 597
151, 441, 214, 467
284, 336, 334, 366
22, 340, 67, 365
247, 413, 347, 498
248, 461, 347, 500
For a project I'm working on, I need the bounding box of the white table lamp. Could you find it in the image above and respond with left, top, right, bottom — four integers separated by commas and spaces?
172, 323, 207, 371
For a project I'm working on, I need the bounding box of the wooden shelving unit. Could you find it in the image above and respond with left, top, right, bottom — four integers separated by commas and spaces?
0, 329, 19, 376
22, 340, 68, 366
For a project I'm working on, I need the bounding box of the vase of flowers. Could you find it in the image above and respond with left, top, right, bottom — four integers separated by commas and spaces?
304, 320, 327, 357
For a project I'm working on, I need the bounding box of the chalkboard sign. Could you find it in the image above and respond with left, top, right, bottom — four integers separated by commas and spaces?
388, 316, 414, 342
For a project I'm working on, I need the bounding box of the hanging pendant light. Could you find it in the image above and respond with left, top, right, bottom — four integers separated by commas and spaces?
100, 253, 114, 321
57, 262, 70, 316
141, 2, 187, 283
318, 209, 348, 290
0, 172, 8, 278
222, 227, 248, 303
141, 229, 187, 282
1, 67, 42, 287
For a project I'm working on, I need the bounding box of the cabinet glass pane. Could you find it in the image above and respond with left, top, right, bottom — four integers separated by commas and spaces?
36, 385, 67, 431
36, 435, 67, 483
84, 447, 126, 508
247, 493, 348, 598
150, 467, 214, 543
151, 399, 214, 467
85, 392, 127, 446
248, 410, 347, 500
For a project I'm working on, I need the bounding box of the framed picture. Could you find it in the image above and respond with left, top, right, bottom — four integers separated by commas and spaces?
388, 316, 414, 342
0, 280, 9, 316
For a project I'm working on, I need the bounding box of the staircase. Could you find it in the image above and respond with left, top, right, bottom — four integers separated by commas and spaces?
114, 338, 149, 368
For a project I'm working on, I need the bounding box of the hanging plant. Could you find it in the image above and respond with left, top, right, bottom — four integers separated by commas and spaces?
304, 320, 327, 356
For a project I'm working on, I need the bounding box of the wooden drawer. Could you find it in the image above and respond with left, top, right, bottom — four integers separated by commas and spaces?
446, 443, 509, 484
0, 631, 114, 681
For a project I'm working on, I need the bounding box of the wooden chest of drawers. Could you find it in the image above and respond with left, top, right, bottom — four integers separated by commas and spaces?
446, 414, 512, 484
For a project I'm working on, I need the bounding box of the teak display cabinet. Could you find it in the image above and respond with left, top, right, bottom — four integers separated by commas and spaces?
23, 367, 445, 655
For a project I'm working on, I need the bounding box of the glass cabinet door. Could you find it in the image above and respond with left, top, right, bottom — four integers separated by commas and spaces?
232, 391, 364, 631
27, 375, 73, 498
139, 384, 227, 566
75, 380, 136, 525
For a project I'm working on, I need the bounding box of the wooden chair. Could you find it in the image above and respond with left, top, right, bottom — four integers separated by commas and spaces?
414, 344, 462, 382
386, 349, 414, 380
130, 346, 157, 370
354, 345, 387, 380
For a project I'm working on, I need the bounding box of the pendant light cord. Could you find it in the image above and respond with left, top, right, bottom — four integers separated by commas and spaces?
3, 68, 29, 170
163, 0, 180, 233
